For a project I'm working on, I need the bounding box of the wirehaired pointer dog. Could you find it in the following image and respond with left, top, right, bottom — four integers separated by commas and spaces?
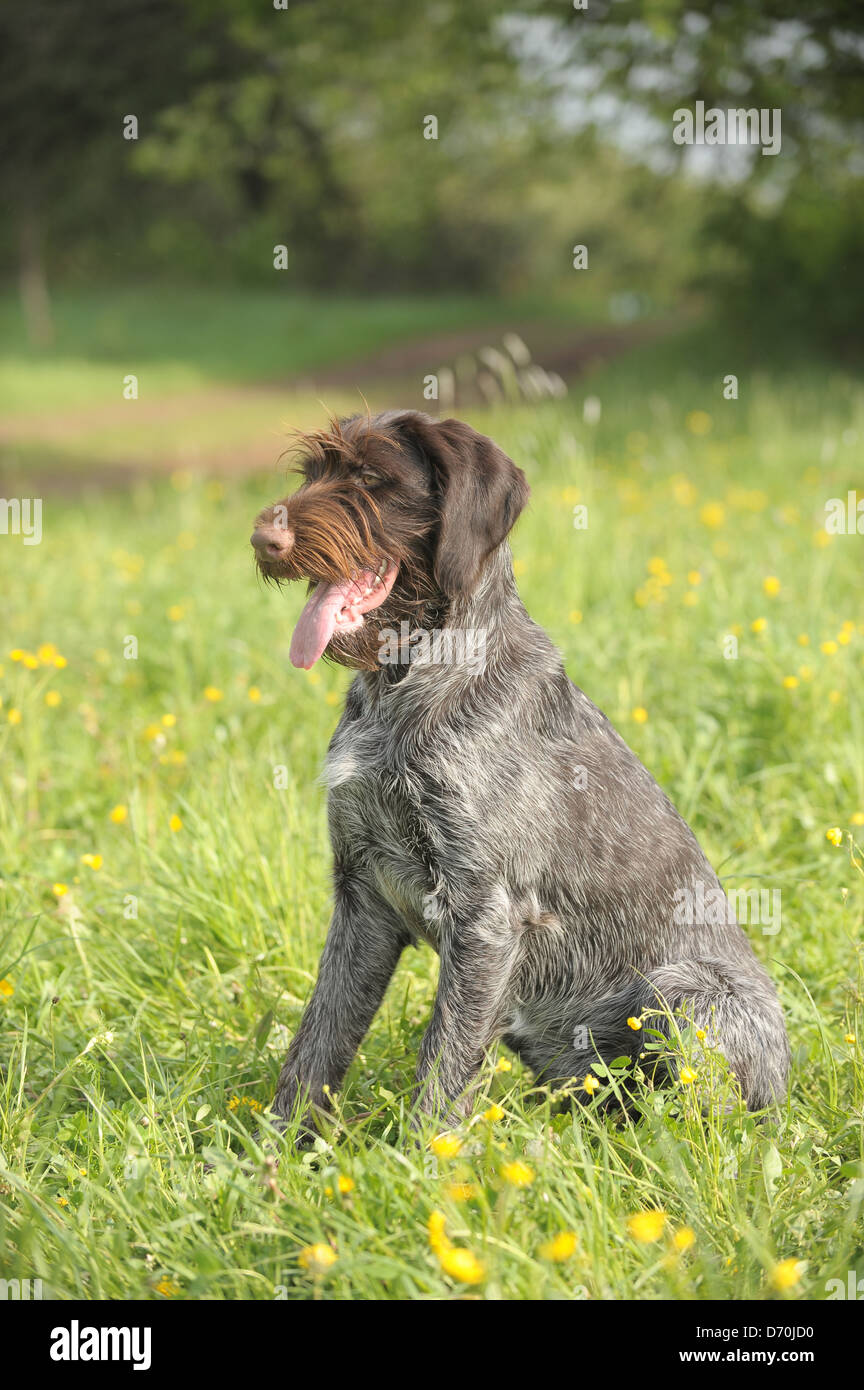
251, 411, 789, 1131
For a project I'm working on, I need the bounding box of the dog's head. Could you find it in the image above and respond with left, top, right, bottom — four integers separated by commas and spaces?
250, 410, 529, 670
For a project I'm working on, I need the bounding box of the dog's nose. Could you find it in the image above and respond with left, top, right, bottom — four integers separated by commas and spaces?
251, 524, 294, 560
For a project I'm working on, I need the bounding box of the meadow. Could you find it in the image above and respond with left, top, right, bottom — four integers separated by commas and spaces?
1, 324, 863, 1300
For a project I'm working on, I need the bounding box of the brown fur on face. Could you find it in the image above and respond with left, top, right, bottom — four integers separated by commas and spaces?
251, 410, 529, 671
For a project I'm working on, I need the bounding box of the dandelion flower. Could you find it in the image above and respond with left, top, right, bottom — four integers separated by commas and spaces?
763, 576, 781, 596
110, 805, 128, 824
298, 1243, 337, 1274
430, 1133, 462, 1160
631, 707, 648, 724
8, 709, 22, 725
427, 1210, 449, 1254
438, 1246, 485, 1284
337, 1174, 355, 1194
203, 686, 223, 702
539, 1231, 578, 1262
248, 686, 262, 702
483, 1104, 505, 1122
826, 827, 843, 847
0, 978, 14, 1000
501, 1161, 534, 1188
52, 883, 69, 898
782, 676, 799, 690
445, 1182, 476, 1203
626, 1016, 642, 1031
45, 690, 62, 707
81, 853, 103, 871
169, 814, 183, 833
699, 501, 725, 529
844, 1033, 856, 1045
679, 1066, 698, 1085
770, 1258, 803, 1291
751, 617, 767, 634
495, 1056, 512, 1072
672, 1226, 695, 1252
627, 1209, 667, 1243
821, 640, 838, 655
582, 1074, 601, 1096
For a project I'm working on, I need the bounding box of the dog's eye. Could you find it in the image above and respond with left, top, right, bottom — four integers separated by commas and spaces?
355, 468, 383, 486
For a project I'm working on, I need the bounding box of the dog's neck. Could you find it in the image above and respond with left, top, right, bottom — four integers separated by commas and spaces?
361, 542, 561, 712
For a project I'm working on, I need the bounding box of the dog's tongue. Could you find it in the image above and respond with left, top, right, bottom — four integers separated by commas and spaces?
289, 577, 364, 669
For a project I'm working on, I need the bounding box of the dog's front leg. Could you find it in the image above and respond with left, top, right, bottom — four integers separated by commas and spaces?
272, 875, 407, 1134
415, 896, 519, 1123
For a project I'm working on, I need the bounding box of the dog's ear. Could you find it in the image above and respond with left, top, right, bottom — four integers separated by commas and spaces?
395, 415, 529, 598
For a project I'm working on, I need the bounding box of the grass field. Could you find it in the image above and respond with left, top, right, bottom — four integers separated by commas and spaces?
1, 332, 863, 1300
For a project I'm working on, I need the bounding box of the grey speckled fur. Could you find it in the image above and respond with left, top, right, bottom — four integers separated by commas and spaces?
267, 418, 790, 1130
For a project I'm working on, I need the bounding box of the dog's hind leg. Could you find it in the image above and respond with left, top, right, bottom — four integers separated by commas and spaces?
522, 957, 789, 1111
637, 959, 790, 1110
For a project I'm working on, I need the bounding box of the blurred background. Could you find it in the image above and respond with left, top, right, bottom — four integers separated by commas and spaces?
1, 0, 861, 484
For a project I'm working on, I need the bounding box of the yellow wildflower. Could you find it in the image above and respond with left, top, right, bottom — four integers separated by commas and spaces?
430, 1133, 462, 1160
539, 1231, 578, 1262
672, 1226, 695, 1252
770, 1258, 803, 1291
627, 1209, 667, 1243
298, 1243, 338, 1274
438, 1246, 485, 1284
501, 1161, 534, 1188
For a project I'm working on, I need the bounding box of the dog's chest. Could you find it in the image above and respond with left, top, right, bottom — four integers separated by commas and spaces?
323, 714, 443, 936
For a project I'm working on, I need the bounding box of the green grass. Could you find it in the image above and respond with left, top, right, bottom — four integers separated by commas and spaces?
0, 286, 580, 413
1, 341, 864, 1300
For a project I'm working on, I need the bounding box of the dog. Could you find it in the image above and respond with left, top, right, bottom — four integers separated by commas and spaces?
250, 410, 790, 1133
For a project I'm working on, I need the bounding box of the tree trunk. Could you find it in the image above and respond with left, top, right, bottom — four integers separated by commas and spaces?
19, 208, 54, 349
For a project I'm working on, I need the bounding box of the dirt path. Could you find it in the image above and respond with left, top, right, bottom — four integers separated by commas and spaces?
0, 317, 675, 492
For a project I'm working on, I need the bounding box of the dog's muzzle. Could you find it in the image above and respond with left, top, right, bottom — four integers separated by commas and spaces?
250, 524, 295, 561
